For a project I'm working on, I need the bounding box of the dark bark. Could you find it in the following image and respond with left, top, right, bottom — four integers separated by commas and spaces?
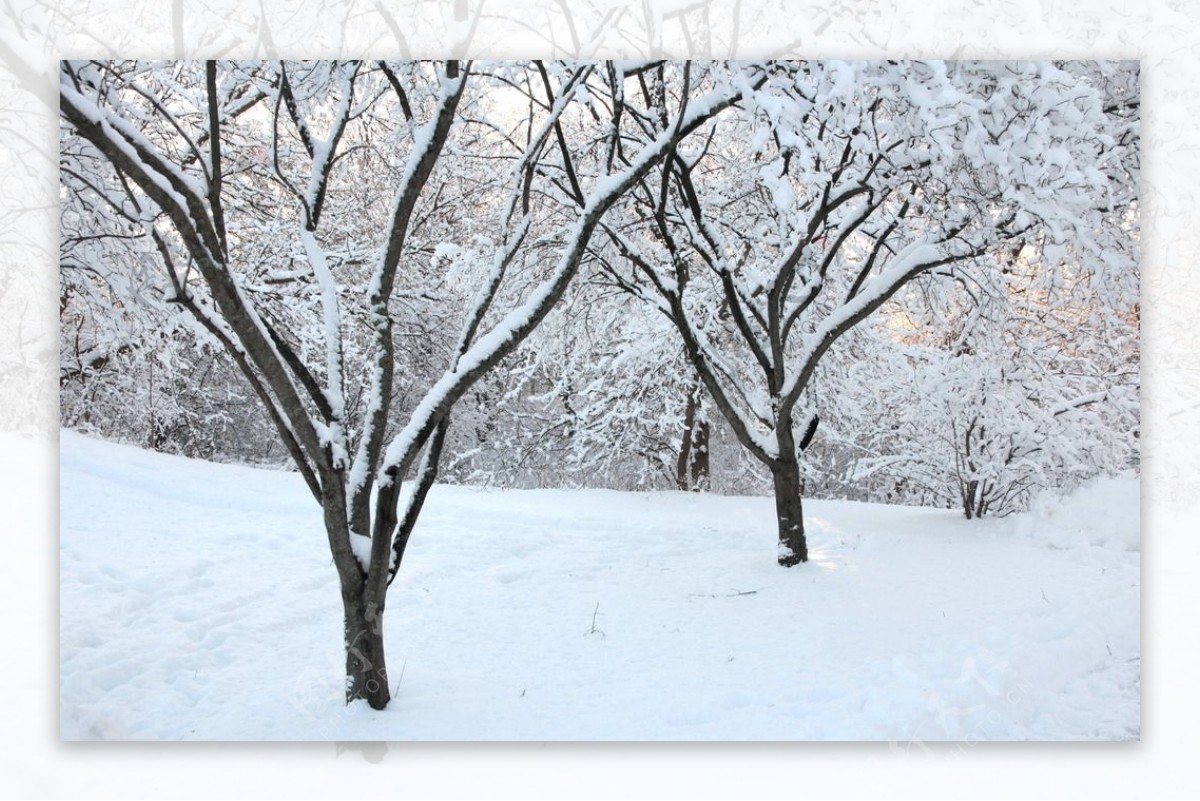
675, 386, 710, 491
770, 448, 808, 566
675, 397, 693, 490
798, 414, 819, 451
960, 478, 990, 519
690, 418, 710, 489
343, 589, 390, 710
387, 416, 450, 586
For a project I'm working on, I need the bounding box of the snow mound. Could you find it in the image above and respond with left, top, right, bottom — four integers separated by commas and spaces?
1017, 474, 1140, 552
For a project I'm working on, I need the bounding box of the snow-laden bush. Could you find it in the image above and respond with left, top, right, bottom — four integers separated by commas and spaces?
1013, 473, 1140, 551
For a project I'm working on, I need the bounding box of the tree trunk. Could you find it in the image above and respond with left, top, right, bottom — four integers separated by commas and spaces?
343, 590, 390, 710
690, 417, 710, 489
960, 478, 991, 519
675, 388, 697, 490
961, 478, 977, 519
771, 457, 808, 567
676, 386, 711, 491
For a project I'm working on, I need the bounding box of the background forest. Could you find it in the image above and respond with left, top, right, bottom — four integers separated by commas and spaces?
60, 59, 1139, 522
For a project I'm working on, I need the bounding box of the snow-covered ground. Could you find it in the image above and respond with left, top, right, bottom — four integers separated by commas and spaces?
59, 430, 1139, 741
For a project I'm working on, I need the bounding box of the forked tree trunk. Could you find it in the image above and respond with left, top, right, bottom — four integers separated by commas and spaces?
771, 457, 808, 567
960, 478, 990, 520
343, 590, 390, 710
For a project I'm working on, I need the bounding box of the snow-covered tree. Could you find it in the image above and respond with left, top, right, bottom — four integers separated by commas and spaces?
590, 60, 1138, 564
60, 132, 278, 461
438, 273, 719, 492
59, 58, 751, 708
833, 230, 1139, 519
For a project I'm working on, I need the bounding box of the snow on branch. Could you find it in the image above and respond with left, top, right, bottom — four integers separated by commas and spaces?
376, 76, 752, 484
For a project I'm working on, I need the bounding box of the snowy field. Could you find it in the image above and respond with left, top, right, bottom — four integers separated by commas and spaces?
59, 430, 1139, 741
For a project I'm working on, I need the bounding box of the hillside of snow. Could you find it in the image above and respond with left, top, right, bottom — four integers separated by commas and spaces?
59, 430, 1139, 741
